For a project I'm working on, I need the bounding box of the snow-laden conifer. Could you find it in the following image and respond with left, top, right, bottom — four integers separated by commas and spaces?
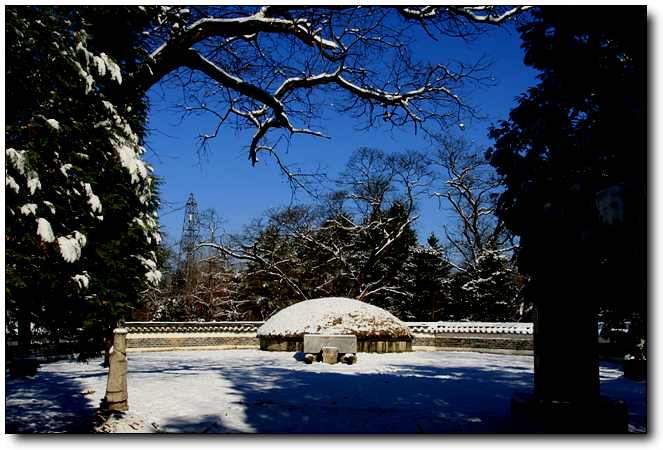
5, 6, 163, 358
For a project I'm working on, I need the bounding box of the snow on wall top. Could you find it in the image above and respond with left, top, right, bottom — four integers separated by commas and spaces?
256, 297, 414, 339
126, 322, 263, 333
124, 321, 534, 336
408, 322, 533, 335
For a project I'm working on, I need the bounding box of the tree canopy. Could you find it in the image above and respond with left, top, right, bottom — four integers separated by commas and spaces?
488, 6, 646, 299
487, 6, 646, 355
136, 5, 532, 183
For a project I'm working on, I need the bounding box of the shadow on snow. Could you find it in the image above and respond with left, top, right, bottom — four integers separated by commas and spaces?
146, 351, 535, 433
5, 359, 108, 433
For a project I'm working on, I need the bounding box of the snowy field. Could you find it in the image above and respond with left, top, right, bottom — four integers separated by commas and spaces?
5, 349, 646, 434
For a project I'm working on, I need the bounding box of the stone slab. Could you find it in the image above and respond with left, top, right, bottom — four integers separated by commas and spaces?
303, 334, 357, 353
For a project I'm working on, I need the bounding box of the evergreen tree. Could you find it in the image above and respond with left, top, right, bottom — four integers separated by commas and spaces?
362, 201, 418, 316
5, 6, 162, 358
486, 5, 646, 409
487, 5, 646, 344
456, 250, 523, 322
397, 233, 452, 321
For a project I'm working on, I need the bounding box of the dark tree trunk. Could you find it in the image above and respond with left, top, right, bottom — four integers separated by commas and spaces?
533, 278, 598, 403
511, 250, 628, 433
10, 289, 39, 378
17, 295, 34, 359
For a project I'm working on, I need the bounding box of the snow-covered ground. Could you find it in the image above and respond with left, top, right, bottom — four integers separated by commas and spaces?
5, 349, 646, 434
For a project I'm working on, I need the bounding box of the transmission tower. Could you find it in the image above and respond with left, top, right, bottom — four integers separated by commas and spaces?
180, 193, 201, 273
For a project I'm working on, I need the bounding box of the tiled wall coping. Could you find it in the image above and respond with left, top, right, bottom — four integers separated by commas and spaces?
125, 321, 534, 335
126, 322, 263, 333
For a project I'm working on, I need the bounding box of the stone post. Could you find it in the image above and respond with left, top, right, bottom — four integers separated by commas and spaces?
103, 328, 129, 411
322, 347, 339, 364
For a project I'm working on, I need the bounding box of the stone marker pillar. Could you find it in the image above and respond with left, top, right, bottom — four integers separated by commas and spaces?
322, 347, 338, 364
103, 328, 129, 411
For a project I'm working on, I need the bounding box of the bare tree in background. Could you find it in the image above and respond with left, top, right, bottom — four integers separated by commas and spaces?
430, 135, 526, 321
139, 209, 253, 321
327, 147, 434, 300
202, 147, 434, 308
430, 134, 515, 270
216, 205, 317, 303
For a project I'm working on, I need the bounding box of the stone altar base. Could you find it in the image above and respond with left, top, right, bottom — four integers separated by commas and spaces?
304, 334, 357, 354
511, 391, 629, 433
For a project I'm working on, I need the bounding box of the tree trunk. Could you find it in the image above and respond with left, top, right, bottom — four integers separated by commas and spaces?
533, 276, 597, 403
104, 336, 113, 368
511, 252, 628, 432
17, 302, 33, 359
10, 297, 39, 378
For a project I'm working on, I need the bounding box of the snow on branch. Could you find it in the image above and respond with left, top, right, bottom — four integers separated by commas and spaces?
146, 10, 341, 89
57, 231, 87, 263
445, 6, 534, 25
196, 241, 310, 302
180, 49, 288, 124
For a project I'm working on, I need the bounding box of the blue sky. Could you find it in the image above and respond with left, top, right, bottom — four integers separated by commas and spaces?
143, 20, 540, 247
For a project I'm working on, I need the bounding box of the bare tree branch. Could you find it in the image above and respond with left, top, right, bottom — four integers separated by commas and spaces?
429, 134, 516, 269
128, 6, 530, 186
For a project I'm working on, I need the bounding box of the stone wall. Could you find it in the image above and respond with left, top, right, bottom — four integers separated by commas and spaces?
409, 322, 534, 356
412, 334, 533, 355
125, 322, 261, 353
127, 333, 260, 352
125, 321, 533, 355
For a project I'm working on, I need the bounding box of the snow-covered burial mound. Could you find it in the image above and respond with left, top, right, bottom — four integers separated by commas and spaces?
257, 297, 413, 353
